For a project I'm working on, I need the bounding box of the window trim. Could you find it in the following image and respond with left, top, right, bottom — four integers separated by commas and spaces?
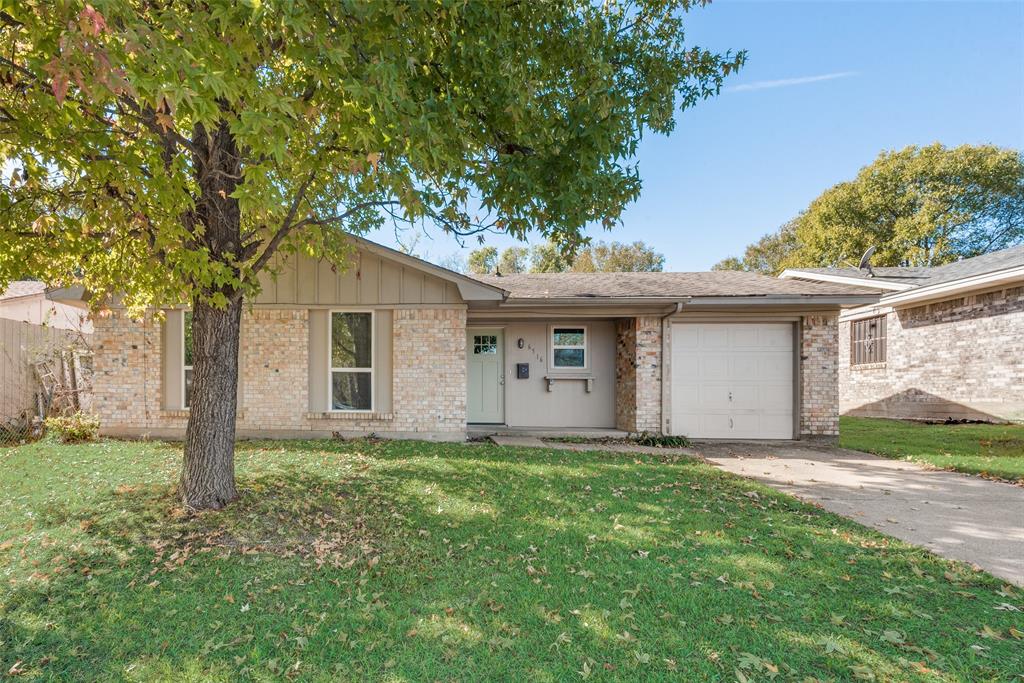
850, 314, 887, 366
549, 324, 589, 371
182, 310, 193, 410
327, 309, 375, 413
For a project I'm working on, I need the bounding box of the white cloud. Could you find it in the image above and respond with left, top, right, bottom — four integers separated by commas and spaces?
727, 71, 858, 93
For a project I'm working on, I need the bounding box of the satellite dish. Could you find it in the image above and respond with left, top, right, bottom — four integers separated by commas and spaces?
858, 246, 876, 276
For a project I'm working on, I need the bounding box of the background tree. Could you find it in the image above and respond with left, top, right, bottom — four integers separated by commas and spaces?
1, 1, 742, 509
795, 144, 1024, 267
466, 247, 498, 275
716, 144, 1024, 273
528, 241, 573, 273
467, 239, 665, 274
571, 240, 665, 272
497, 246, 529, 274
712, 220, 798, 275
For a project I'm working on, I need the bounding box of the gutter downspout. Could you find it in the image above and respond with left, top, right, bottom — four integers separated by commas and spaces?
659, 300, 686, 435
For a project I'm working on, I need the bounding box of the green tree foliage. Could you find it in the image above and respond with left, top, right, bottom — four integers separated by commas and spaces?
497, 246, 529, 274
0, 1, 742, 507
796, 144, 1024, 267
570, 240, 665, 272
528, 241, 574, 273
466, 246, 498, 275
468, 239, 665, 274
712, 221, 799, 275
716, 144, 1024, 273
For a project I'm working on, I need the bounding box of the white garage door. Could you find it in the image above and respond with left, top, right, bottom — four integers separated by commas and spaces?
670, 323, 794, 439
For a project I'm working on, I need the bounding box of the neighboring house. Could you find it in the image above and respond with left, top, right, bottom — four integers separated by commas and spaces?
0, 281, 93, 333
1, 282, 93, 429
781, 245, 1024, 423
50, 236, 878, 441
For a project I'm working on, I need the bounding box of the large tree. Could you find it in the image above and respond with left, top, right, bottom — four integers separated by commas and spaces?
0, 1, 742, 509
716, 144, 1024, 273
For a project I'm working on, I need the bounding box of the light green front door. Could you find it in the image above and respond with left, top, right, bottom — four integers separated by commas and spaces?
467, 329, 505, 424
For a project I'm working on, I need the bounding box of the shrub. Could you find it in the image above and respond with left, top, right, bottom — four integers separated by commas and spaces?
634, 432, 690, 448
45, 413, 100, 444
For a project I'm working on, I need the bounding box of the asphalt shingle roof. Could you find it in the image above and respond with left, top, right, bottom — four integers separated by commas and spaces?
791, 245, 1024, 288
0, 281, 45, 301
476, 270, 878, 300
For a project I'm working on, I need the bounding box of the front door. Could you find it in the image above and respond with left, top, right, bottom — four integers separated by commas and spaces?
467, 328, 505, 423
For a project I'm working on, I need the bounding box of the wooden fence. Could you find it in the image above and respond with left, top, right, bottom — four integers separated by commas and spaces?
1, 318, 91, 440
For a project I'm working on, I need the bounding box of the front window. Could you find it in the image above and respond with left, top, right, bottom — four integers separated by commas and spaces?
551, 326, 587, 368
331, 311, 373, 411
183, 310, 194, 408
850, 315, 886, 365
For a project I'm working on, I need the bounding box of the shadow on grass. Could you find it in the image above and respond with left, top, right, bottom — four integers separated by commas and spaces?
1, 440, 1021, 680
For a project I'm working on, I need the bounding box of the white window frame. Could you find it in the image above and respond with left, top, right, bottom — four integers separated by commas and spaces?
328, 309, 375, 413
182, 310, 193, 409
549, 324, 588, 371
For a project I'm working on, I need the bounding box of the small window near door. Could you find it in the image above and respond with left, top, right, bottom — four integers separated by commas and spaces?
851, 315, 886, 365
183, 310, 194, 408
331, 311, 373, 411
473, 335, 498, 354
551, 326, 587, 368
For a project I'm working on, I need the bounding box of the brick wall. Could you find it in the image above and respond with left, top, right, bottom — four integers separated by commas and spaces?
613, 316, 662, 434
840, 286, 1024, 422
391, 308, 467, 433
800, 315, 840, 437
92, 306, 468, 438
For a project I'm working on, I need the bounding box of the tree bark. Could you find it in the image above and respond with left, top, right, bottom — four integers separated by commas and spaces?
180, 296, 241, 509
180, 118, 244, 510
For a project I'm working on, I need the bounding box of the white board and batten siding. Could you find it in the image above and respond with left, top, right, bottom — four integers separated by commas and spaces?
671, 323, 795, 439
254, 252, 464, 306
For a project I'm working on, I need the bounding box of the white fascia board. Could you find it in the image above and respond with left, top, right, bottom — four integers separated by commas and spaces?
880, 265, 1024, 308
839, 304, 895, 323
779, 269, 914, 292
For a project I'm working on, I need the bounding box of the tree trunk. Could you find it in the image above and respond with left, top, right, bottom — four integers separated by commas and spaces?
180, 296, 242, 509
180, 118, 244, 510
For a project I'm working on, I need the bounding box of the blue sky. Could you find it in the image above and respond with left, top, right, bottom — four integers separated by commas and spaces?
368, 1, 1024, 271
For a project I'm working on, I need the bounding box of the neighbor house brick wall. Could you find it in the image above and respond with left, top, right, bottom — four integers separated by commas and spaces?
840, 286, 1024, 422
613, 316, 662, 433
92, 305, 468, 438
800, 314, 840, 437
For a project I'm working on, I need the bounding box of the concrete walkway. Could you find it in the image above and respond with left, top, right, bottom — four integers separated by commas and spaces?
489, 436, 1024, 585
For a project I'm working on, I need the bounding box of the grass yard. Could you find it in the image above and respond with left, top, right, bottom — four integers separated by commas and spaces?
840, 417, 1024, 483
1, 439, 1022, 681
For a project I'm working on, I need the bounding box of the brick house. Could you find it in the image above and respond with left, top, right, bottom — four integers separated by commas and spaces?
50, 236, 878, 441
781, 245, 1024, 423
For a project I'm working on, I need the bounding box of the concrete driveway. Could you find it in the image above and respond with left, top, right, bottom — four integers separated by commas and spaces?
697, 442, 1024, 586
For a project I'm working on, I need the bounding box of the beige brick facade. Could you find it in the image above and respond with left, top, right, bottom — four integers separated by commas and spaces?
92, 307, 843, 441
92, 306, 468, 439
800, 315, 840, 437
840, 286, 1024, 422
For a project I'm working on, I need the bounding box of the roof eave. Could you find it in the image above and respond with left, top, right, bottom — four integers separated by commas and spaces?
496, 294, 880, 307
45, 285, 91, 309
779, 269, 915, 292
346, 234, 507, 301
879, 265, 1024, 307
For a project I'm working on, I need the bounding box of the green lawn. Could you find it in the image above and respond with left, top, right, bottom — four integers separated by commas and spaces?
1, 439, 1021, 681
840, 417, 1024, 483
